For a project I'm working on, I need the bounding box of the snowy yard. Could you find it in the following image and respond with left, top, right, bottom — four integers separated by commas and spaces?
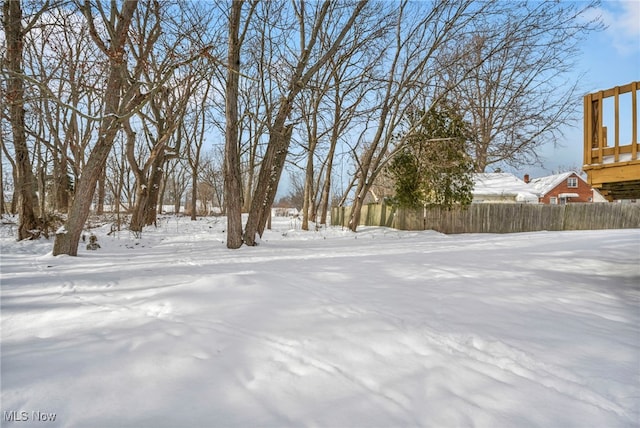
1, 216, 639, 427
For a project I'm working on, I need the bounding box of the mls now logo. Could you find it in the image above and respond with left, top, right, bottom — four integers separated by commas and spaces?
4, 410, 57, 422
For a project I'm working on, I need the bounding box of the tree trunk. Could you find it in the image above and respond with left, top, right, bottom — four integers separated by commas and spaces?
190, 170, 197, 220
0, 143, 4, 216
96, 166, 106, 215
349, 182, 367, 232
244, 1, 367, 243
173, 176, 182, 214
143, 156, 164, 225
224, 0, 245, 248
242, 160, 255, 212
130, 181, 149, 232
114, 145, 127, 215
244, 122, 293, 245
53, 141, 117, 255
242, 157, 254, 213
130, 155, 164, 230
318, 136, 338, 225
242, 126, 260, 213
301, 145, 315, 231
53, 156, 71, 213
3, 0, 40, 240
1, 139, 18, 214
36, 147, 46, 222
10, 165, 18, 214
348, 149, 379, 232
157, 169, 167, 215
126, 119, 172, 230
115, 168, 124, 222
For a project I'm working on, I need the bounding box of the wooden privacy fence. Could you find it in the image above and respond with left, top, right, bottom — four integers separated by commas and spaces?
331, 203, 640, 233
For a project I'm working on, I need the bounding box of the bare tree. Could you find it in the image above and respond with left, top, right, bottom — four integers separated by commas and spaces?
297, 75, 329, 230
2, 0, 51, 239
125, 3, 191, 231
52, 0, 217, 255
0, 128, 18, 213
295, 13, 385, 229
184, 65, 218, 222
442, 2, 602, 172
200, 147, 225, 213
127, 83, 192, 231
238, 71, 267, 214
24, 8, 105, 214
0, 121, 7, 215
237, 3, 284, 214
225, 0, 257, 248
161, 158, 188, 214
128, 2, 222, 228
317, 56, 376, 226
52, 0, 140, 256
104, 134, 131, 224
242, 0, 371, 245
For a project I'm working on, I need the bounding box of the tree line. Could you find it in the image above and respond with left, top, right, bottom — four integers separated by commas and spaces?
0, 0, 601, 254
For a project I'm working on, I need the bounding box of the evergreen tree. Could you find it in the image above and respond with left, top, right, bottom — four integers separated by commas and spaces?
387, 105, 474, 208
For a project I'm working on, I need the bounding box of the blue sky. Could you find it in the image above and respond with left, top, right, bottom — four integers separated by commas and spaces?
517, 0, 640, 179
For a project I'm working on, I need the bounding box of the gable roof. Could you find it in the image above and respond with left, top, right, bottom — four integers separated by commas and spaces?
529, 172, 584, 196
472, 173, 540, 202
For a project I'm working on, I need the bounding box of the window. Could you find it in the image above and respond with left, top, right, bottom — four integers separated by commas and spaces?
567, 177, 578, 188
550, 197, 557, 205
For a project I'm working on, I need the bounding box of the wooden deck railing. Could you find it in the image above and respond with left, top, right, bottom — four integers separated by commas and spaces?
583, 81, 640, 200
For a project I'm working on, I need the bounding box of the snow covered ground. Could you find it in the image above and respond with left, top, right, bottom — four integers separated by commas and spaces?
1, 215, 639, 427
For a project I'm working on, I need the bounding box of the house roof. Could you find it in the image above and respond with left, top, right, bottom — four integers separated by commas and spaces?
529, 172, 581, 196
472, 173, 540, 202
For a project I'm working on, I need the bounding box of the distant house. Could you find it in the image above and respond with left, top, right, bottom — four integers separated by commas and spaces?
472, 173, 539, 204
527, 172, 607, 204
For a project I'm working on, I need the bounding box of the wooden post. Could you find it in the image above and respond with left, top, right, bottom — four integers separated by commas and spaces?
597, 91, 604, 164
614, 85, 620, 162
633, 81, 638, 161
591, 96, 599, 149
584, 94, 591, 165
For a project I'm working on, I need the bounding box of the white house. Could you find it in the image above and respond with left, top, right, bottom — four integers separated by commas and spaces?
472, 173, 540, 204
